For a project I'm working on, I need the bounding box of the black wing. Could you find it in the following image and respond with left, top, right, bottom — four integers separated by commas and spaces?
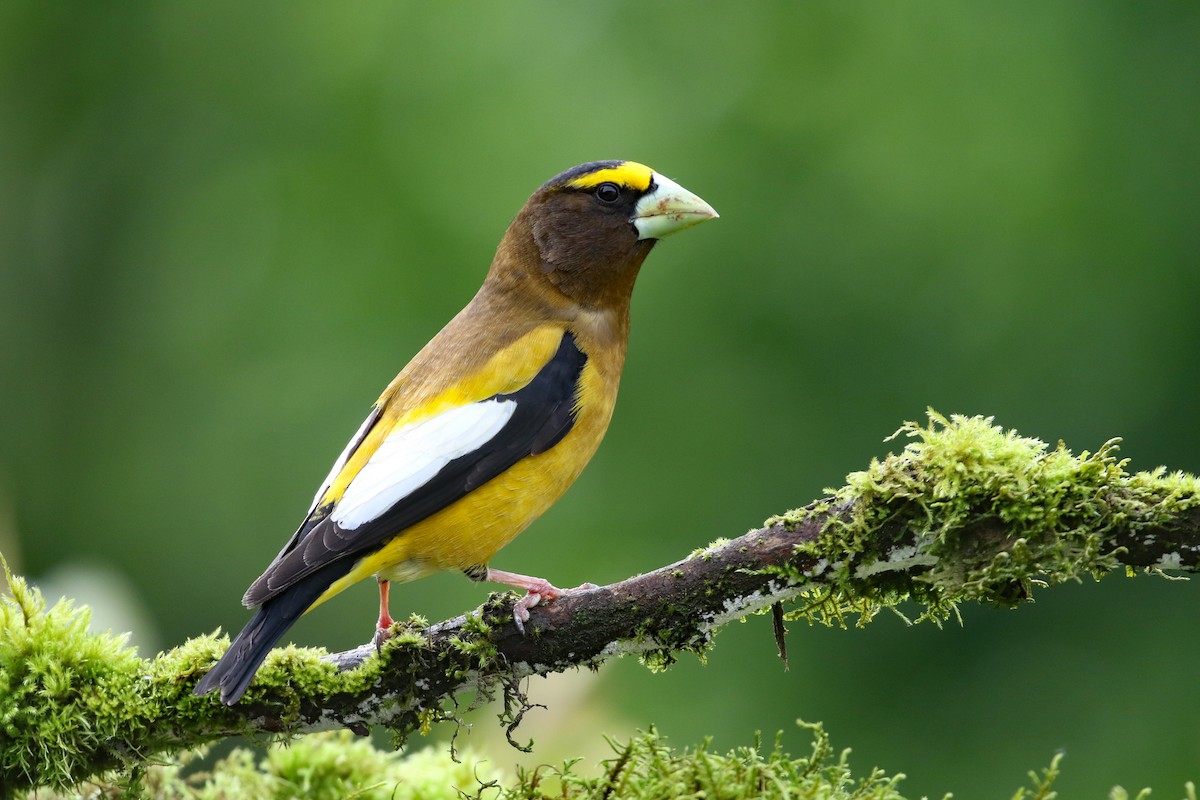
241, 330, 587, 607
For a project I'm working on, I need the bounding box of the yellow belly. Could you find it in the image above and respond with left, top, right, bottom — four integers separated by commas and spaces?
307, 359, 614, 610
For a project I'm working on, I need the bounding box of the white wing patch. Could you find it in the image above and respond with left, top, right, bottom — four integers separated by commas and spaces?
307, 407, 381, 517
331, 399, 517, 531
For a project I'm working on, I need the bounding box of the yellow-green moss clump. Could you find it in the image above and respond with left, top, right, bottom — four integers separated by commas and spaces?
1, 560, 156, 792
0, 560, 337, 793
769, 412, 1200, 628
0, 553, 525, 795
538, 722, 911, 800
16, 731, 495, 800
14, 722, 909, 800
17, 720, 1147, 800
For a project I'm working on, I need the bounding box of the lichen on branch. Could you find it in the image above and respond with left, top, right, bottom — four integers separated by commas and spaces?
3, 412, 1198, 794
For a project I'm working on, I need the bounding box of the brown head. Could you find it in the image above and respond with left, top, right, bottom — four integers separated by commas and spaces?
488, 161, 718, 313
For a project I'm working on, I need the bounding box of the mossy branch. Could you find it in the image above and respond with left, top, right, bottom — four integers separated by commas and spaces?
4, 412, 1199, 794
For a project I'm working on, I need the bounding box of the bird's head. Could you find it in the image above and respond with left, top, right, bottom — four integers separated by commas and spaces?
495, 161, 718, 310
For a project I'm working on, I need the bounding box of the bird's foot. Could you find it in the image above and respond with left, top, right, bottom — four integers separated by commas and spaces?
485, 568, 598, 634
511, 584, 556, 635
373, 624, 392, 651
373, 610, 395, 652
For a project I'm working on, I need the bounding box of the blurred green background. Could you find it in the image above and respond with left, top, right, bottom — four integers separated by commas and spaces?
3, 2, 1199, 795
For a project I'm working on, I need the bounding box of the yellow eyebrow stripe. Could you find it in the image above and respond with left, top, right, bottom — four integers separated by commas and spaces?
567, 161, 654, 192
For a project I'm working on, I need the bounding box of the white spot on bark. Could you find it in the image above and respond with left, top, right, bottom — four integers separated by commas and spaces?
1156, 552, 1183, 570
854, 545, 938, 578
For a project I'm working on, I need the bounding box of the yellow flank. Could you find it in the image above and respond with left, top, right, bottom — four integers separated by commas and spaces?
316, 326, 566, 510
308, 352, 617, 610
567, 161, 654, 192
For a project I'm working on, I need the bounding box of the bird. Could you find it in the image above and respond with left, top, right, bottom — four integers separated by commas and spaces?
193, 160, 718, 705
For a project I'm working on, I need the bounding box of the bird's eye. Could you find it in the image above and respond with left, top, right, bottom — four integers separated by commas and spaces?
595, 182, 621, 203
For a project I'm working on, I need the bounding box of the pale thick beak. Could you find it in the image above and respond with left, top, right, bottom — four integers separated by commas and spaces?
632, 173, 719, 240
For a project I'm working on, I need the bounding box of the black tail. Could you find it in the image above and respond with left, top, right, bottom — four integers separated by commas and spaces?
194, 564, 345, 705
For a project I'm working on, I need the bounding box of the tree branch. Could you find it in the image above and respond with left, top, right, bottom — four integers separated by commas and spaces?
4, 413, 1199, 793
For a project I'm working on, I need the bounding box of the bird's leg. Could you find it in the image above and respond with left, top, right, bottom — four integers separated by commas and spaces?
373, 577, 394, 650
482, 567, 598, 634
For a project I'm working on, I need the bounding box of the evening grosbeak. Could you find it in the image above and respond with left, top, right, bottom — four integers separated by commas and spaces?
194, 160, 718, 704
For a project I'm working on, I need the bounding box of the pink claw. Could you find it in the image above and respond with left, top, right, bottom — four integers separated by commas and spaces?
484, 568, 598, 634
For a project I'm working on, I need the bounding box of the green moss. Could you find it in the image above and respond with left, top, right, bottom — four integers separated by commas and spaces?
688, 538, 732, 560
16, 720, 1189, 800
17, 732, 497, 800
636, 649, 676, 673
0, 555, 454, 793
446, 607, 500, 670
520, 721, 910, 800
1109, 784, 1196, 800
0, 557, 157, 793
766, 412, 1200, 628
630, 602, 714, 674
0, 558, 510, 794
14, 722, 909, 800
